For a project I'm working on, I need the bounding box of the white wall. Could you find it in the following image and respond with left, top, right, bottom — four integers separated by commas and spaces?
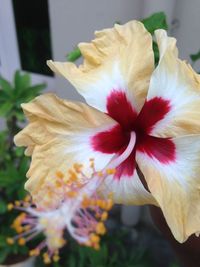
49, 0, 200, 100
48, 0, 143, 100
172, 0, 200, 65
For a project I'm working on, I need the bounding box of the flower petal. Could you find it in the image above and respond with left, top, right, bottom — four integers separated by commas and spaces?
146, 30, 200, 137
47, 21, 154, 113
14, 94, 116, 208
136, 135, 200, 243
99, 167, 156, 206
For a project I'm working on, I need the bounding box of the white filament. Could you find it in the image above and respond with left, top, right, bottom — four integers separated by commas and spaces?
108, 131, 136, 169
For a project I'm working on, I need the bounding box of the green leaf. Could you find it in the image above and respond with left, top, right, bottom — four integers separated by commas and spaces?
0, 77, 13, 94
15, 83, 46, 104
153, 41, 159, 65
142, 12, 168, 34
15, 110, 25, 122
0, 200, 7, 214
190, 50, 200, 63
15, 147, 25, 157
0, 248, 9, 264
66, 47, 82, 62
0, 236, 6, 247
0, 102, 13, 117
14, 70, 31, 93
28, 83, 46, 95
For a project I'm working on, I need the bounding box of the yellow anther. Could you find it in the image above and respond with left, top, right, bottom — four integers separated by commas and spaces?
90, 162, 95, 168
90, 234, 100, 244
68, 170, 78, 182
43, 253, 51, 264
29, 248, 40, 256
106, 168, 116, 175
44, 258, 51, 264
94, 243, 100, 250
14, 201, 21, 206
16, 226, 23, 233
56, 171, 64, 179
84, 240, 91, 247
24, 225, 31, 231
18, 238, 26, 246
99, 200, 106, 209
97, 199, 104, 207
67, 191, 77, 198
97, 171, 103, 177
73, 163, 83, 173
53, 254, 60, 262
24, 195, 31, 202
101, 211, 108, 221
108, 192, 114, 199
89, 158, 94, 162
96, 222, 106, 235
7, 203, 14, 211
105, 199, 113, 210
82, 197, 90, 207
6, 238, 14, 245
55, 180, 62, 188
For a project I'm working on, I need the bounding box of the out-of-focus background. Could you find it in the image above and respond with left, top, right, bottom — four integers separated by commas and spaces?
0, 0, 199, 266
1, 0, 200, 106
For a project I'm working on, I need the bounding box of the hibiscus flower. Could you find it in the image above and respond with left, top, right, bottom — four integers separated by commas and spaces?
14, 21, 200, 244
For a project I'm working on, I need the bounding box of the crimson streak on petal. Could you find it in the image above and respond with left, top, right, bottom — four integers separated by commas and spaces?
91, 90, 176, 179
106, 90, 137, 130
135, 97, 171, 134
136, 136, 176, 164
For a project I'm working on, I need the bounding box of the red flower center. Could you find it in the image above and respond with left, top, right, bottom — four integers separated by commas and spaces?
91, 90, 176, 179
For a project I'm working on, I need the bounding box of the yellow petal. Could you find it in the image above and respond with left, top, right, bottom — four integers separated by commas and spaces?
99, 172, 156, 206
137, 135, 200, 243
47, 21, 154, 112
146, 30, 200, 137
14, 94, 116, 208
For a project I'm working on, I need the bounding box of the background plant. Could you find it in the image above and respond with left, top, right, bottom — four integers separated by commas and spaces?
0, 70, 46, 264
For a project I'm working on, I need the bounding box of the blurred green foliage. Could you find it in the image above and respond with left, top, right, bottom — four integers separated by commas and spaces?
141, 12, 168, 34
66, 47, 82, 62
190, 49, 200, 73
0, 70, 46, 264
35, 230, 180, 267
36, 230, 154, 267
190, 50, 200, 63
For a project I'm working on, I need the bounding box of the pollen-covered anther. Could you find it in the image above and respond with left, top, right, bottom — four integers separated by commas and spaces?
29, 248, 40, 257
68, 169, 78, 182
73, 163, 83, 173
105, 199, 113, 211
53, 254, 60, 262
8, 196, 67, 262
66, 190, 78, 198
14, 201, 21, 207
106, 168, 116, 175
43, 252, 51, 264
101, 211, 108, 221
7, 203, 14, 211
24, 195, 31, 202
18, 238, 26, 246
90, 233, 100, 244
89, 158, 95, 171
96, 222, 106, 235
56, 171, 64, 179
6, 238, 14, 245
97, 171, 103, 177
